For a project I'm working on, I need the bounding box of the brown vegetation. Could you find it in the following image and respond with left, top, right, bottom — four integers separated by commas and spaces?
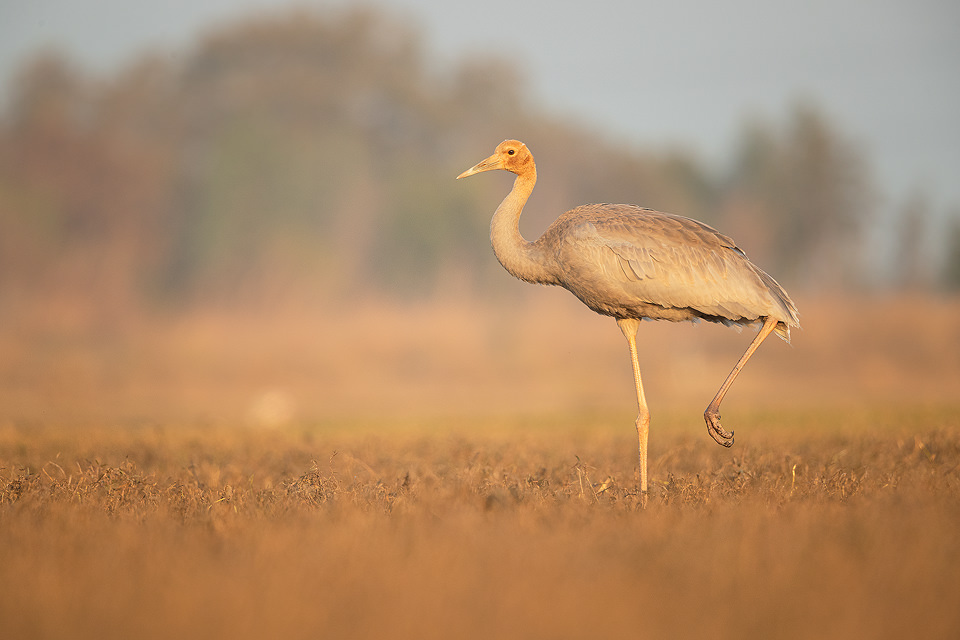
1, 294, 959, 639
1, 294, 958, 427
2, 415, 958, 640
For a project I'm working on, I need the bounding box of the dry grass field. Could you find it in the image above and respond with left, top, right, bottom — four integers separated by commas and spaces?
2, 417, 959, 640
1, 295, 959, 639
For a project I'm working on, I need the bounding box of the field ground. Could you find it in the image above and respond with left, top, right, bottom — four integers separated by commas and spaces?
2, 409, 960, 640
1, 295, 959, 638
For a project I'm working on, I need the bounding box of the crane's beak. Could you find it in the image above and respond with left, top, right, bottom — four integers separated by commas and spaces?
456, 153, 503, 179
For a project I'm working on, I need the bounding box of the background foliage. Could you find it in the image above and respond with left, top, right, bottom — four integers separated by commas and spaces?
4, 6, 947, 326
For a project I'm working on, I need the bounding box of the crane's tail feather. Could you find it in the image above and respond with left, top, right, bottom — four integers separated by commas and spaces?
774, 321, 792, 343
753, 267, 799, 343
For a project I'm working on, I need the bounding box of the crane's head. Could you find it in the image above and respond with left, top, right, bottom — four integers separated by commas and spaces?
457, 140, 534, 179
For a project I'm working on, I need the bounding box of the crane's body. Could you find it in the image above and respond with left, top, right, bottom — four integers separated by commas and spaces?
520, 203, 795, 336
458, 140, 799, 502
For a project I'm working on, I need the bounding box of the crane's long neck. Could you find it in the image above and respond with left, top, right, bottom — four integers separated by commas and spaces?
490, 169, 558, 285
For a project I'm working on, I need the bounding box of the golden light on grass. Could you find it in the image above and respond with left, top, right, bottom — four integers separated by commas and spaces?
1, 295, 959, 638
2, 414, 959, 639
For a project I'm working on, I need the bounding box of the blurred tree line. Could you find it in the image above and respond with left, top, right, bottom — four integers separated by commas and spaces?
1, 7, 956, 324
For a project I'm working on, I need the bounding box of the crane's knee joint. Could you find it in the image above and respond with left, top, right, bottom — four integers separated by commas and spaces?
635, 412, 650, 430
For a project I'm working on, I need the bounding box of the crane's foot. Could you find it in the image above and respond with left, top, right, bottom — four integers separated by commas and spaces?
705, 408, 734, 447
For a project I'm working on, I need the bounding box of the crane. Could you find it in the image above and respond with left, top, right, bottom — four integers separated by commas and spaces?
457, 139, 799, 500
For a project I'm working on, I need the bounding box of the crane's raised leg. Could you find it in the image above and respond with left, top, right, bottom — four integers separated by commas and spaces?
617, 318, 649, 503
704, 316, 780, 447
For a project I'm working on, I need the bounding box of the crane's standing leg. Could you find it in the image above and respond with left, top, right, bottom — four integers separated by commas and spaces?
704, 316, 780, 447
617, 318, 649, 503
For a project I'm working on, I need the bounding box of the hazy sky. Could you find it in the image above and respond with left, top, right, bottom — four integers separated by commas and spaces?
2, 0, 958, 212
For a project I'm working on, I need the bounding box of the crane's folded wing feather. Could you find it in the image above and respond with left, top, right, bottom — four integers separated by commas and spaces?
551, 206, 794, 328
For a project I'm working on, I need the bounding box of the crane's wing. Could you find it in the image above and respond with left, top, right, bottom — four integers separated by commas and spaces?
552, 205, 796, 329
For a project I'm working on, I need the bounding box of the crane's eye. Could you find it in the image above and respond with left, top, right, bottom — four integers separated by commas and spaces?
507, 149, 515, 155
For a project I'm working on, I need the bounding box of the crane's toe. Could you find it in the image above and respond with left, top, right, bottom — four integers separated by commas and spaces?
705, 409, 734, 447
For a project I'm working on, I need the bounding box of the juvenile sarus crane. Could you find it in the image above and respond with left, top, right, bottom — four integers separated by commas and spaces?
457, 140, 799, 499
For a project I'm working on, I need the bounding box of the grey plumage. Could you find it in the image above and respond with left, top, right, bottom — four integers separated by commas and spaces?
539, 204, 798, 340
458, 139, 799, 502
